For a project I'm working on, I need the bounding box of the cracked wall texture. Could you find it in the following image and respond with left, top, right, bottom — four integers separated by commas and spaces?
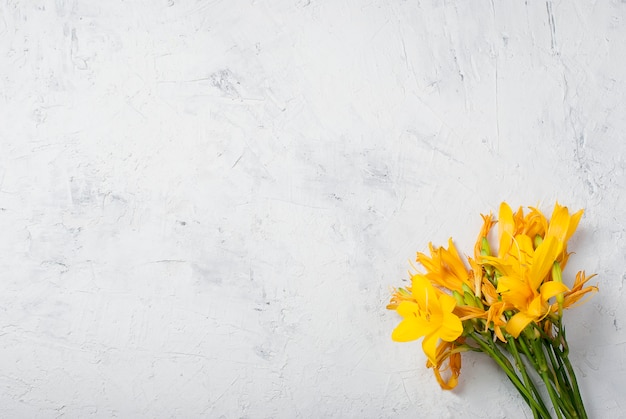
1, 0, 625, 418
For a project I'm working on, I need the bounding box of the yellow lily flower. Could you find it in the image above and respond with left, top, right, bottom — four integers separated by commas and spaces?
388, 201, 597, 403
498, 202, 516, 258
471, 213, 496, 297
498, 202, 550, 246
474, 213, 495, 258
391, 275, 463, 365
417, 239, 472, 294
489, 203, 585, 337
545, 202, 583, 267
546, 202, 583, 249
486, 301, 509, 342
553, 271, 598, 312
496, 235, 570, 337
522, 206, 548, 239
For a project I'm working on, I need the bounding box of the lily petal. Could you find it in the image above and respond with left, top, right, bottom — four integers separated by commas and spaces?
506, 311, 536, 338
422, 332, 439, 365
540, 281, 569, 301
530, 236, 559, 289
439, 312, 463, 341
392, 317, 429, 342
498, 202, 515, 258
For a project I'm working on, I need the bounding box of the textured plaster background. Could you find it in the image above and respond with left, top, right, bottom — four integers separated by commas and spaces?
1, 1, 626, 418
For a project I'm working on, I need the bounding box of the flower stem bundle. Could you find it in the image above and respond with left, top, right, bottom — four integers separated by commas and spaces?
388, 202, 598, 418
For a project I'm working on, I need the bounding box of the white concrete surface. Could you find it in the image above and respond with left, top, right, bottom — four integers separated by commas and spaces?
1, 1, 625, 417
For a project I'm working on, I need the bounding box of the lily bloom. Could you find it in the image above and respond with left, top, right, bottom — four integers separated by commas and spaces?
417, 239, 472, 294
553, 271, 598, 312
391, 274, 463, 365
489, 203, 585, 337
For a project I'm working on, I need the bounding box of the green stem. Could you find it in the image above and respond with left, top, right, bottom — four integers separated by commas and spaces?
543, 324, 588, 419
516, 335, 560, 417
559, 325, 587, 419
473, 334, 551, 418
532, 338, 581, 419
560, 344, 588, 419
507, 338, 548, 418
518, 334, 540, 370
543, 339, 577, 414
544, 339, 570, 391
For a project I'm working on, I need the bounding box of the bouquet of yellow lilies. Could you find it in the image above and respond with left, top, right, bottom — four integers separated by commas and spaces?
388, 202, 598, 419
